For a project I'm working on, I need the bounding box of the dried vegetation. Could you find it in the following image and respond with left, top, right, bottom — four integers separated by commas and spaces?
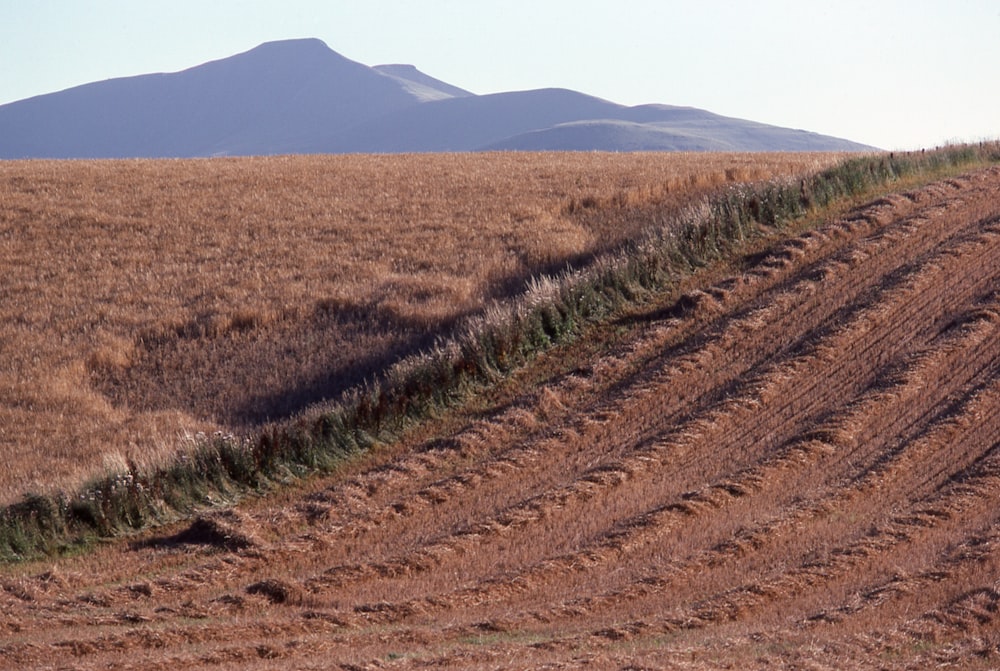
0, 152, 836, 500
2, 157, 1000, 669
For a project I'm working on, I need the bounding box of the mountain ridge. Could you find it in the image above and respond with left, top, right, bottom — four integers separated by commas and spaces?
372, 63, 474, 101
0, 38, 877, 158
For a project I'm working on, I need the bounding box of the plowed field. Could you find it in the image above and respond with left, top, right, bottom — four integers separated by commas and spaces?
3, 167, 1000, 669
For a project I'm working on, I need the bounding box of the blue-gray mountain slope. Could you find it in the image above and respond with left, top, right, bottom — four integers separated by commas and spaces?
0, 39, 875, 158
372, 64, 474, 102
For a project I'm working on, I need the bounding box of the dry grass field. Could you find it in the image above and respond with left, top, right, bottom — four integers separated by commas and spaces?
0, 152, 840, 502
1, 166, 998, 669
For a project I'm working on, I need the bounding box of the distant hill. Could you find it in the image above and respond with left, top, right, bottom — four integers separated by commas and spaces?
301, 88, 638, 153
0, 38, 876, 158
482, 117, 871, 152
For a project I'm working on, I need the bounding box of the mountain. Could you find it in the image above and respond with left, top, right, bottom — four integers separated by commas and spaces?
0, 39, 425, 158
482, 116, 870, 152
0, 39, 875, 158
303, 88, 638, 153
372, 64, 474, 102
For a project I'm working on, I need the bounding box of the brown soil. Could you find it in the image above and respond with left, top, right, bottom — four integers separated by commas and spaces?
2, 168, 1000, 669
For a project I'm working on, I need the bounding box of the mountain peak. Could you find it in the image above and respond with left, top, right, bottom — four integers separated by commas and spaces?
220, 37, 356, 69
244, 37, 335, 56
258, 37, 329, 49
0, 40, 876, 158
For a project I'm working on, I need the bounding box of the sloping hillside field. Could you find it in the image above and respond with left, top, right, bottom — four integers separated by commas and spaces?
0, 152, 835, 501
2, 158, 1000, 668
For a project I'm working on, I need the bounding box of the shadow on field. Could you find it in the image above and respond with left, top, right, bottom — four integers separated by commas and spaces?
86, 191, 710, 431
132, 513, 259, 553
88, 301, 459, 427
86, 243, 619, 430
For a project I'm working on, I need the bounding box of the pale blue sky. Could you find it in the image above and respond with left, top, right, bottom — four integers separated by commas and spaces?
1, 1, 997, 150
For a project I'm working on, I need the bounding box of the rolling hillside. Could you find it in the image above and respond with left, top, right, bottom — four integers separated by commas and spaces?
2, 159, 999, 669
483, 116, 873, 152
0, 152, 839, 503
0, 38, 875, 157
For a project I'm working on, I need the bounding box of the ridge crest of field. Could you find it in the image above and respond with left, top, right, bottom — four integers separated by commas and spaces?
3, 159, 1000, 668
0, 152, 837, 501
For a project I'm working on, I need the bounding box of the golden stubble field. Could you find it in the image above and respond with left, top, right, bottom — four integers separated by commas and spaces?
0, 152, 843, 502
1, 166, 998, 670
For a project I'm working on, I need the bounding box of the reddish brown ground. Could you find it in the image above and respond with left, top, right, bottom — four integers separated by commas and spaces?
2, 168, 1000, 669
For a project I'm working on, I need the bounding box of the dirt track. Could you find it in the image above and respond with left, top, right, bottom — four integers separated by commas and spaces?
3, 168, 1000, 669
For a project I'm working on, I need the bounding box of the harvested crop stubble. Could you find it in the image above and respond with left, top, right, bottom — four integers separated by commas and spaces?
0, 151, 840, 501
1, 167, 999, 670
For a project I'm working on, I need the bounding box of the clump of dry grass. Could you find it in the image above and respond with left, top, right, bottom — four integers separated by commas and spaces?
0, 152, 841, 502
